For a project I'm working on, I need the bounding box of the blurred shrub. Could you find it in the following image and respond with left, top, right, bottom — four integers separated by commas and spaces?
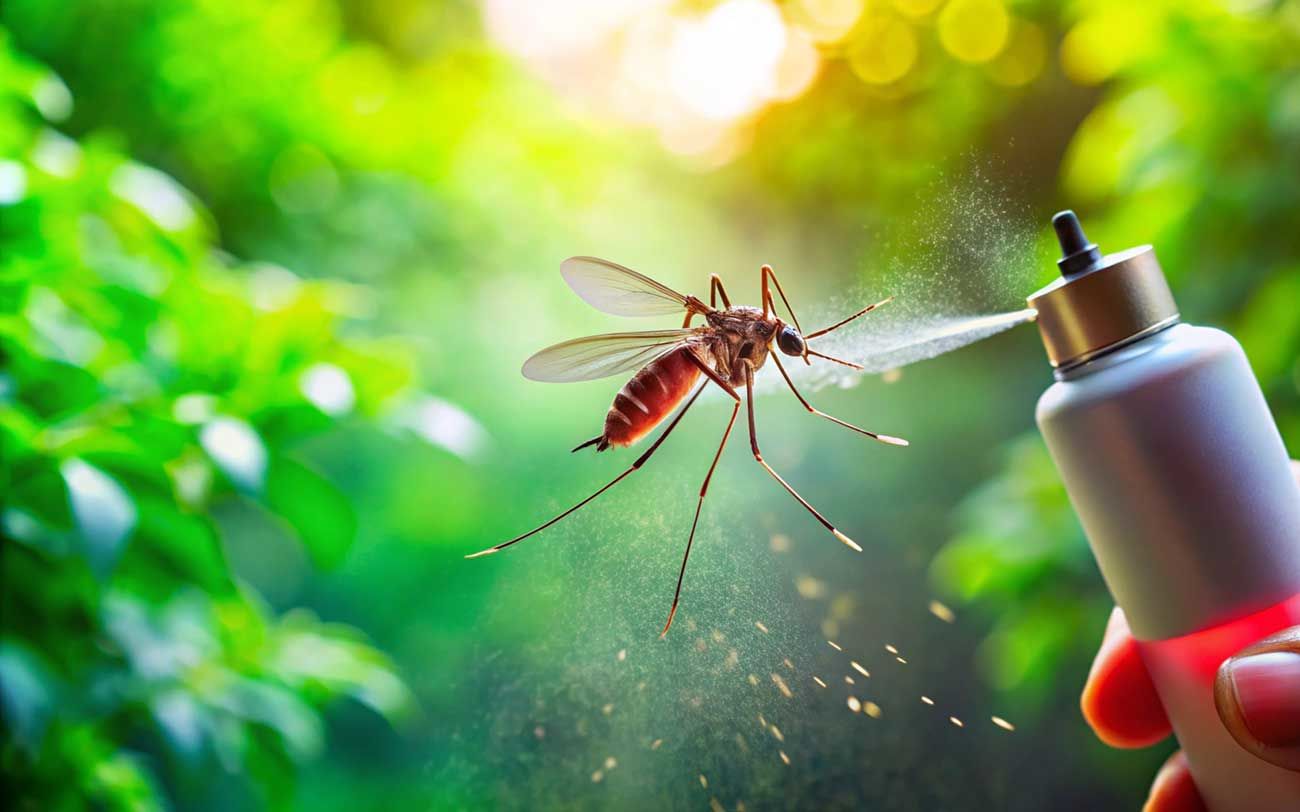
0, 39, 414, 810
932, 436, 1104, 706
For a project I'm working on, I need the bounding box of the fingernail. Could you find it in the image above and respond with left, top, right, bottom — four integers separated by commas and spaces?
1226, 651, 1300, 748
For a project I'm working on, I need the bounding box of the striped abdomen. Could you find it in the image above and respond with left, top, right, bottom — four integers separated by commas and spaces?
600, 348, 701, 450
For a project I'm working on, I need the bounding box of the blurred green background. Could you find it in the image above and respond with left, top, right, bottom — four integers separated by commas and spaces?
3, 1, 1299, 809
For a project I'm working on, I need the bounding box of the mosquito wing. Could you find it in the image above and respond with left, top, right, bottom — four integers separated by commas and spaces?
522, 328, 701, 383
561, 256, 690, 317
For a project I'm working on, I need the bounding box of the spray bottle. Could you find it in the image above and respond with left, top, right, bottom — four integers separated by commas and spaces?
1028, 211, 1300, 811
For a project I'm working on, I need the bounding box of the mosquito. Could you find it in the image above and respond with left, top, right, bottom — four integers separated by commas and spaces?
466, 257, 907, 636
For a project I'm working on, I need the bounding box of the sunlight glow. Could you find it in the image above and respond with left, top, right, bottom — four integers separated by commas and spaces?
479, 0, 1043, 163
770, 29, 822, 102
481, 0, 822, 164
668, 0, 787, 121
483, 0, 668, 61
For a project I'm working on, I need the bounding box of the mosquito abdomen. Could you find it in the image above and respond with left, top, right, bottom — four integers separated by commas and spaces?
601, 349, 701, 449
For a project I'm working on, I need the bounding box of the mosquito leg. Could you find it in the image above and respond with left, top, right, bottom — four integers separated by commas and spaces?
683, 348, 741, 403
770, 353, 908, 446
760, 266, 773, 319
760, 265, 811, 364
742, 361, 861, 551
660, 399, 740, 638
759, 265, 804, 334
709, 274, 732, 309
466, 384, 706, 559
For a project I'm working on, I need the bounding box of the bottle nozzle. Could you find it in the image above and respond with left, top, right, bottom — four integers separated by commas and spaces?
1053, 210, 1102, 277
1031, 208, 1178, 370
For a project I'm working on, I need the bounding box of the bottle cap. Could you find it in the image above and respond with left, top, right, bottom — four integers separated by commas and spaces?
1028, 211, 1180, 370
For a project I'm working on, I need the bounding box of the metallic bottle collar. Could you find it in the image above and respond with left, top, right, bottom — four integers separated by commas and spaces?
1028, 245, 1180, 370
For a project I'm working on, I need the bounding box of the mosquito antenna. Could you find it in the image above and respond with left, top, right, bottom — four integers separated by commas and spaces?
466, 386, 705, 559
805, 296, 893, 340
805, 348, 863, 370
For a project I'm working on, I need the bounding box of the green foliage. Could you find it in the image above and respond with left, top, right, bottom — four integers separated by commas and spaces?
2, 0, 1299, 809
0, 39, 412, 810
933, 435, 1105, 704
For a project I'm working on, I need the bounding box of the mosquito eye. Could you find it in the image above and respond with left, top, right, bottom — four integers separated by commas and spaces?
777, 325, 805, 356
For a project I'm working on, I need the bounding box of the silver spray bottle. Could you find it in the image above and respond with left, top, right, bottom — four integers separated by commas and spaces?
1029, 211, 1300, 811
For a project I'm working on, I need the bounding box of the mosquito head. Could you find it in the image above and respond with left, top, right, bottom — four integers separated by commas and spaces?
776, 323, 806, 356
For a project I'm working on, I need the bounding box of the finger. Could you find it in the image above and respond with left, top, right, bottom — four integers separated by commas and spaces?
1144, 750, 1207, 812
1082, 607, 1173, 748
1214, 625, 1300, 771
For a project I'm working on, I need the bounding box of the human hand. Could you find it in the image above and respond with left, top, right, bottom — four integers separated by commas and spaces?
1081, 461, 1300, 811
1082, 609, 1300, 811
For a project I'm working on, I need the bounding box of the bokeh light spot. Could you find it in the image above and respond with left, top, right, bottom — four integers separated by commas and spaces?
31, 130, 81, 177
938, 0, 1010, 65
0, 161, 27, 205
32, 73, 73, 121
986, 20, 1047, 87
849, 16, 919, 85
395, 396, 489, 460
1060, 11, 1153, 86
62, 459, 137, 575
270, 144, 340, 214
111, 164, 197, 232
300, 363, 356, 416
771, 30, 822, 101
201, 417, 268, 492
319, 46, 394, 115
790, 0, 864, 43
890, 0, 944, 19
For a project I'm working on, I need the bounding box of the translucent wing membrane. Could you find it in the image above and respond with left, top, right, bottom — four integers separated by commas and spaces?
561, 256, 690, 317
522, 329, 700, 383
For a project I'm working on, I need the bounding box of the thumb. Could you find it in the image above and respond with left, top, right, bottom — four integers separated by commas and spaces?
1214, 625, 1300, 772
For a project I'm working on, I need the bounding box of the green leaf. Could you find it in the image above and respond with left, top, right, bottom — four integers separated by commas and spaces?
253, 402, 334, 447
62, 458, 137, 577
7, 455, 73, 530
200, 416, 267, 492
119, 497, 233, 595
0, 640, 58, 749
264, 456, 354, 569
